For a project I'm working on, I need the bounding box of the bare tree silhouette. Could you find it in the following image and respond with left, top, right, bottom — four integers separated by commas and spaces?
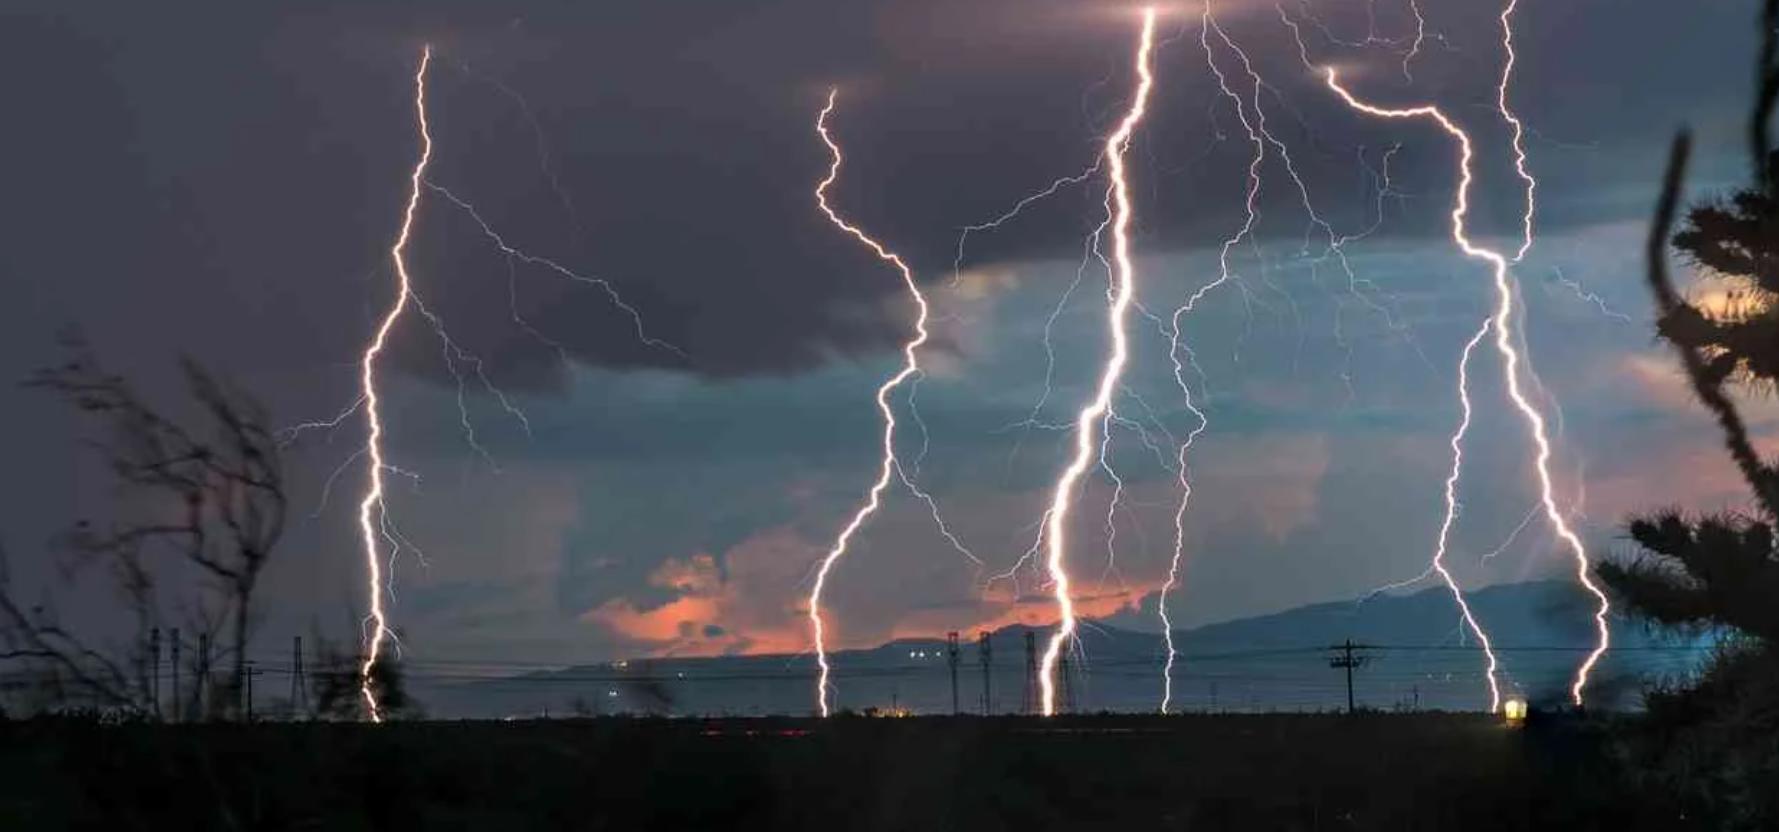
306, 628, 419, 721
0, 335, 286, 718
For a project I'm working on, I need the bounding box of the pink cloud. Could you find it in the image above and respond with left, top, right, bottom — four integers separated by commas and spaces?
585, 527, 814, 656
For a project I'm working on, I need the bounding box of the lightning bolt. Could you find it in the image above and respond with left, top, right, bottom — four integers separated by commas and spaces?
1159, 1, 1434, 711
1320, 64, 1611, 706
1404, 0, 1428, 82
1497, 0, 1534, 262
1158, 8, 1269, 714
1355, 321, 1504, 713
1284, 0, 1445, 84
1548, 265, 1634, 325
1479, 502, 1543, 563
952, 161, 1102, 289
451, 60, 584, 234
1210, 5, 1432, 408
357, 44, 435, 723
277, 394, 365, 448
1037, 7, 1158, 717
332, 50, 693, 721
1492, 0, 1607, 703
806, 89, 958, 717
1426, 320, 1503, 711
423, 182, 684, 358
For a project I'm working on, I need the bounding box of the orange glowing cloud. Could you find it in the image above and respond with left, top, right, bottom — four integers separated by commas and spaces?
584, 528, 814, 657
584, 412, 1332, 661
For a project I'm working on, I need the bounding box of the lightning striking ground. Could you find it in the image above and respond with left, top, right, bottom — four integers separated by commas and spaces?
1160, 1, 1436, 711
327, 50, 698, 721
1427, 320, 1503, 711
1158, 9, 1270, 713
1319, 64, 1612, 705
806, 89, 948, 717
1038, 7, 1158, 717
357, 44, 434, 723
1355, 316, 1506, 713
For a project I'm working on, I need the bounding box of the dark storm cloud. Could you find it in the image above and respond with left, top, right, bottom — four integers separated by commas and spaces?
0, 0, 1764, 672
1, 0, 1752, 390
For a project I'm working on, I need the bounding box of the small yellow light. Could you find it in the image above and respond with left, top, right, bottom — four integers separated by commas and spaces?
1503, 698, 1528, 724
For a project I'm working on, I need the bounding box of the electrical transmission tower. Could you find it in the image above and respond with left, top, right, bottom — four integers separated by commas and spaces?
148, 627, 161, 719
1022, 631, 1037, 715
290, 635, 309, 718
196, 632, 210, 722
977, 631, 992, 715
169, 628, 181, 723
946, 631, 960, 715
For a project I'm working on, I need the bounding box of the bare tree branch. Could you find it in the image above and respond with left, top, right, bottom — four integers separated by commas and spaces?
1, 338, 288, 718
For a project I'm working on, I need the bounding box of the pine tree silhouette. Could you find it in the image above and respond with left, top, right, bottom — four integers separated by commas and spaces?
1597, 5, 1779, 823
1599, 0, 1779, 645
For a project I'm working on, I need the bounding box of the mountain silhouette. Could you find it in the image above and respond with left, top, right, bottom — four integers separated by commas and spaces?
418, 581, 1708, 718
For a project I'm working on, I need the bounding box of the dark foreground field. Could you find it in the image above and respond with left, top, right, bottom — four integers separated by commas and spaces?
0, 713, 1688, 830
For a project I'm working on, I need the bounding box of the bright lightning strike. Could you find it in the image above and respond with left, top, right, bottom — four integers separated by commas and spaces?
334, 51, 692, 721
1038, 7, 1158, 718
1496, 0, 1535, 262
357, 44, 434, 723
1427, 319, 1503, 711
806, 89, 947, 717
1357, 321, 1506, 713
1320, 64, 1612, 706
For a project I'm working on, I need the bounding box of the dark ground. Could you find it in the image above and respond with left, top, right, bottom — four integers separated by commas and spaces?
0, 712, 1692, 830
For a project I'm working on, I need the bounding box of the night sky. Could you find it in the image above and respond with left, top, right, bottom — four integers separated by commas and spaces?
0, 0, 1764, 669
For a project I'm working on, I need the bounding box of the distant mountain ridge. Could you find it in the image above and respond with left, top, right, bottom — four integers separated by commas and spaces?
418, 580, 1709, 718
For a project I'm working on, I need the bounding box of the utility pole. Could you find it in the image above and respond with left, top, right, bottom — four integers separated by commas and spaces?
290, 636, 308, 719
946, 631, 960, 715
148, 627, 161, 719
235, 644, 247, 721
1327, 640, 1373, 714
1022, 632, 1037, 715
977, 631, 992, 715
196, 632, 210, 722
170, 629, 181, 723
